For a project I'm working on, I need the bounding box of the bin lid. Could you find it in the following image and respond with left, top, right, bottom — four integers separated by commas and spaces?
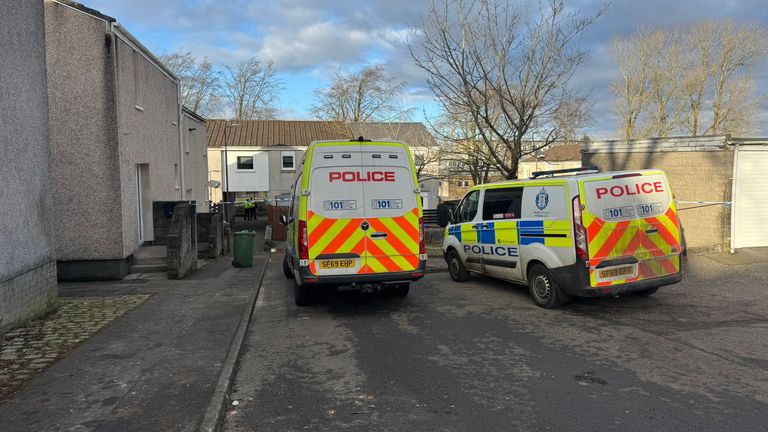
234, 231, 256, 236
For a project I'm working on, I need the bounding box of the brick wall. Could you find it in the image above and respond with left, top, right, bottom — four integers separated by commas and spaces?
0, 262, 57, 334
583, 144, 733, 253
167, 204, 198, 279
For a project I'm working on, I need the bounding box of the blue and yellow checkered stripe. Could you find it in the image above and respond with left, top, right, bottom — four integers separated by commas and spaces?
447, 220, 572, 248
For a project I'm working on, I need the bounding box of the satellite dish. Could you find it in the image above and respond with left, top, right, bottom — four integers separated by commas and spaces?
208, 180, 221, 188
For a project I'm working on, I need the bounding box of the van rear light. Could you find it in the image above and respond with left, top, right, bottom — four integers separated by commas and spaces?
419, 217, 425, 255
572, 196, 589, 261
298, 219, 309, 260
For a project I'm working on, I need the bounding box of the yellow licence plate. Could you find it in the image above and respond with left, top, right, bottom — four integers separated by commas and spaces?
599, 266, 634, 279
318, 259, 355, 269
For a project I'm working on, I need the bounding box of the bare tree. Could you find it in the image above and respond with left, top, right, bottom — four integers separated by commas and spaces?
311, 65, 409, 123
222, 58, 282, 120
409, 0, 601, 180
613, 20, 768, 138
707, 20, 767, 134
430, 110, 500, 184
160, 51, 221, 116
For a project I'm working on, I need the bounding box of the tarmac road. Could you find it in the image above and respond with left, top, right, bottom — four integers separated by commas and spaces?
223, 254, 768, 432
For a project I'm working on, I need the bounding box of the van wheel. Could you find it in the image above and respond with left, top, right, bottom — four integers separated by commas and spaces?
447, 249, 470, 282
283, 255, 293, 279
528, 264, 564, 309
294, 279, 314, 306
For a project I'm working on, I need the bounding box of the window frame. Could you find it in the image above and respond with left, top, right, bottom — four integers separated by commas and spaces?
455, 189, 481, 223
281, 151, 296, 171
236, 155, 255, 171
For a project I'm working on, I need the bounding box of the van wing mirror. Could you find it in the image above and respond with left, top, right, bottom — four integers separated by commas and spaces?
279, 214, 291, 225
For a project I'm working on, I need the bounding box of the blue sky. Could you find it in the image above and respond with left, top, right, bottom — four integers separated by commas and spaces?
86, 0, 768, 139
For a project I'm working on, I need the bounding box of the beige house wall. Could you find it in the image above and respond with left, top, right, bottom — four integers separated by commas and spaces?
183, 112, 209, 213
518, 161, 581, 179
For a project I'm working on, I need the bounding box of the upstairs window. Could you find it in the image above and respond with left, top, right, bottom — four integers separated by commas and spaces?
281, 151, 295, 171
237, 156, 254, 170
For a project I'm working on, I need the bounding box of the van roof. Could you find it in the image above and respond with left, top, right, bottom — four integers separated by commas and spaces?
469, 169, 664, 191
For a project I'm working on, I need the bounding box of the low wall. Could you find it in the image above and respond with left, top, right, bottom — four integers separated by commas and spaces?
167, 203, 198, 279
583, 136, 733, 253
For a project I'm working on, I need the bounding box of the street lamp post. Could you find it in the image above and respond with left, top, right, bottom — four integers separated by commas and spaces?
222, 123, 240, 253
223, 123, 241, 204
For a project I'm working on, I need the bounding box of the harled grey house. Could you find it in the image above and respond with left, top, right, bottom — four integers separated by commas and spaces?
45, 0, 208, 280
0, 2, 57, 333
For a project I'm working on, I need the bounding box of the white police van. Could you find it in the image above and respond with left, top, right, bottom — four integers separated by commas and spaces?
442, 167, 684, 308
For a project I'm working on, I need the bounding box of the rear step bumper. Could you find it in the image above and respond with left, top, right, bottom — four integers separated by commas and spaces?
297, 261, 426, 286
552, 261, 683, 297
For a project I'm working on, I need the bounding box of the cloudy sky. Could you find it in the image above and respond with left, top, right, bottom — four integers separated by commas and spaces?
86, 0, 768, 139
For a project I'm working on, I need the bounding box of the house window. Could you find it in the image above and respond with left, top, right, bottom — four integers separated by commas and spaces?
237, 156, 254, 170
133, 50, 143, 110
281, 151, 295, 171
458, 180, 470, 187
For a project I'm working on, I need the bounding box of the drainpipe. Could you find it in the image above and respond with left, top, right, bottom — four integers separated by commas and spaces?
178, 89, 186, 200
729, 141, 739, 253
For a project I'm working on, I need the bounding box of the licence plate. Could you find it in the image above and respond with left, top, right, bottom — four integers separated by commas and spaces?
598, 265, 635, 279
318, 259, 355, 269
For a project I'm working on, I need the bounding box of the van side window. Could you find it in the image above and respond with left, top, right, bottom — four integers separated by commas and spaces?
290, 174, 301, 219
456, 190, 480, 223
482, 187, 523, 220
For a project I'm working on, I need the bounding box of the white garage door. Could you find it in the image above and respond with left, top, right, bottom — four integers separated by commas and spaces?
734, 145, 768, 248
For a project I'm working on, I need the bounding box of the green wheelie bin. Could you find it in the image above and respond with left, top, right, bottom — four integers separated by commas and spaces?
232, 231, 256, 267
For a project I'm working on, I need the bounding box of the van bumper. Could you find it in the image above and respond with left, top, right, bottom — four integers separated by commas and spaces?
551, 262, 683, 297
297, 260, 426, 286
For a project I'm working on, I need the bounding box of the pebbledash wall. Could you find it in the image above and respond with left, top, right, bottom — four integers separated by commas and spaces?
45, 1, 195, 280
0, 3, 58, 333
582, 135, 734, 253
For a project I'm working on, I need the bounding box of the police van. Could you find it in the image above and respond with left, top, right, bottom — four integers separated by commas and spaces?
281, 138, 427, 305
442, 167, 684, 308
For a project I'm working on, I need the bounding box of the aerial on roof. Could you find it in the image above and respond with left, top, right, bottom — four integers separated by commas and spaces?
206, 120, 436, 148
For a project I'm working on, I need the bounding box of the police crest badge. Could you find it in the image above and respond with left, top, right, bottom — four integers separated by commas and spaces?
535, 187, 549, 210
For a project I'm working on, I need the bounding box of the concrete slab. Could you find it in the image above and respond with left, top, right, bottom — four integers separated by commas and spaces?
705, 247, 768, 266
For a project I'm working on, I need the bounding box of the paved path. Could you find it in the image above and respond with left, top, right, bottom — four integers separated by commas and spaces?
223, 254, 768, 432
0, 216, 269, 432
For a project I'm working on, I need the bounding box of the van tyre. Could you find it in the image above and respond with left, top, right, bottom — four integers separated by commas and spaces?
528, 264, 564, 309
447, 249, 470, 282
294, 279, 314, 306
283, 255, 293, 279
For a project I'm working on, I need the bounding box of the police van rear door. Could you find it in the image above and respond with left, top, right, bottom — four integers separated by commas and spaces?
359, 143, 421, 274
579, 171, 682, 287
306, 142, 366, 276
